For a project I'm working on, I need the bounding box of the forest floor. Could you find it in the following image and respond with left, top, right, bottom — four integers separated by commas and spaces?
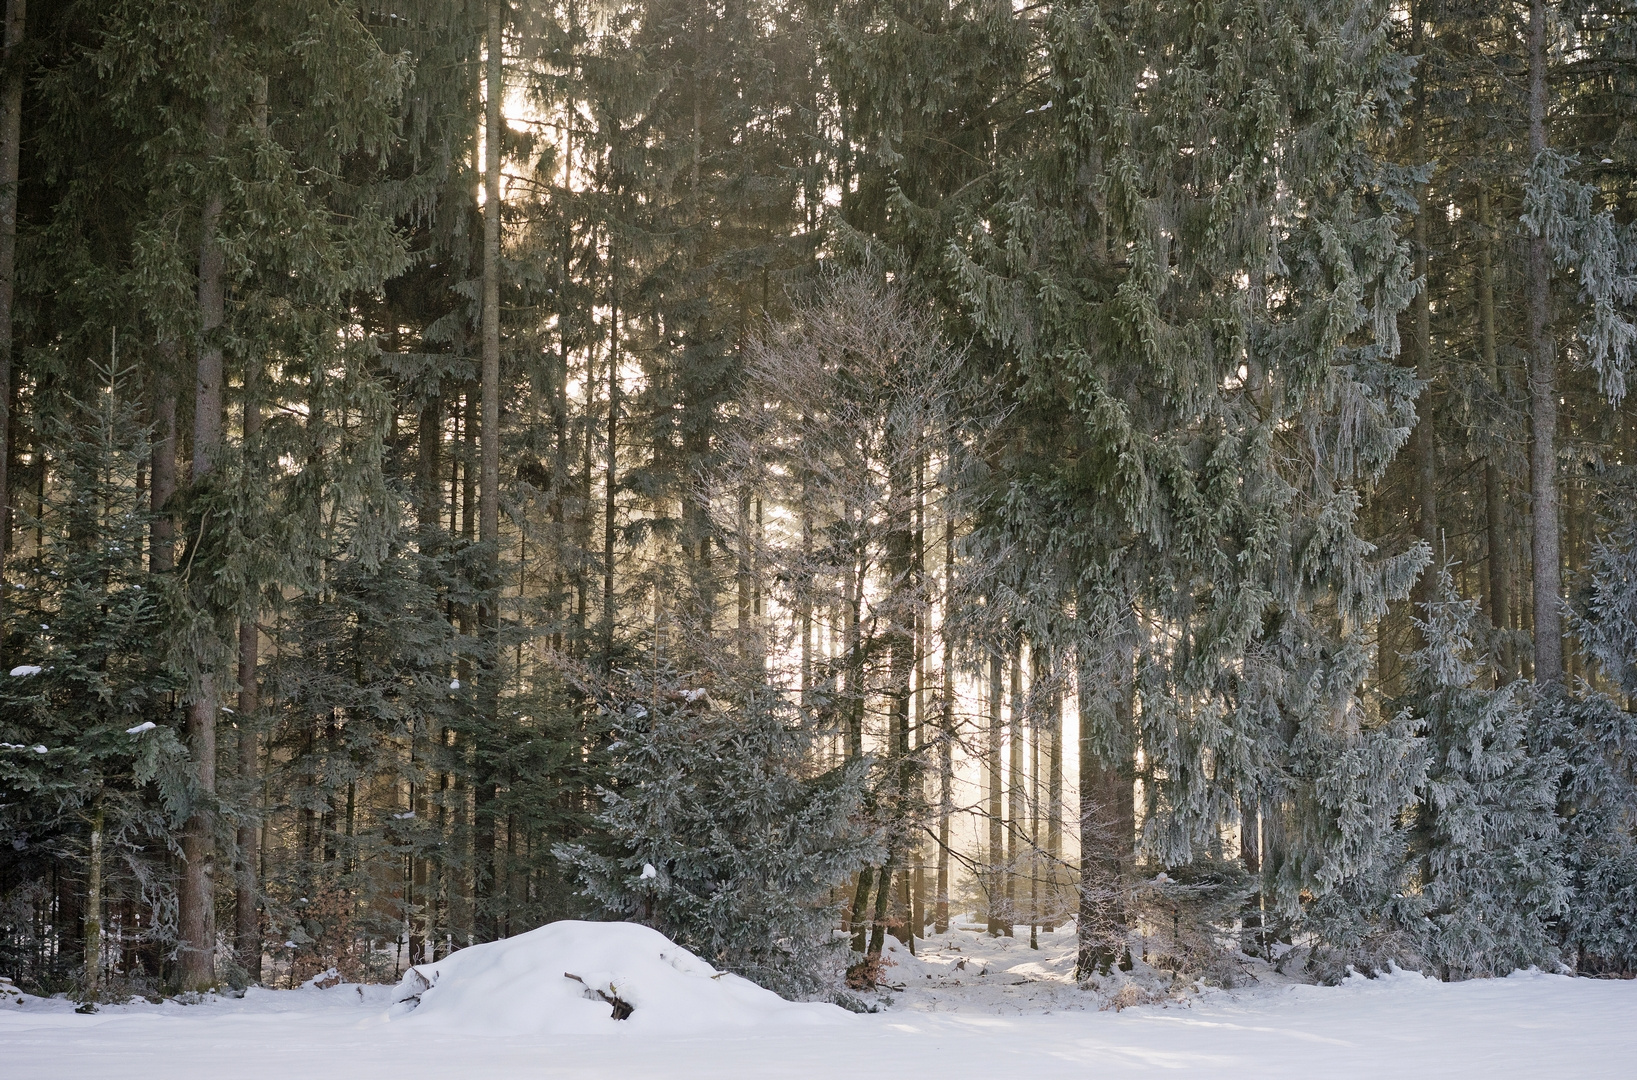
3, 922, 1633, 1079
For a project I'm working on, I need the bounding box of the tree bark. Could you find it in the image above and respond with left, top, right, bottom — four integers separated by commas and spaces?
481, 0, 502, 578
149, 358, 178, 573
0, 0, 24, 615
470, 0, 505, 944
986, 650, 1003, 935
1005, 641, 1023, 936
934, 512, 953, 934
1526, 0, 1562, 686
234, 359, 261, 980
1239, 793, 1262, 954
603, 270, 619, 667
1410, 1, 1437, 598
84, 791, 104, 996
1075, 643, 1134, 981
1477, 186, 1513, 679
179, 73, 228, 989
1045, 647, 1063, 929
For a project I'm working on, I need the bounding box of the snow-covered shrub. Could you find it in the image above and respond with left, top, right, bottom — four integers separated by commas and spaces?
557, 668, 882, 1000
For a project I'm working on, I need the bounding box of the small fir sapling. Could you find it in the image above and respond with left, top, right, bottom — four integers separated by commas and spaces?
1405, 564, 1566, 979
557, 667, 882, 1000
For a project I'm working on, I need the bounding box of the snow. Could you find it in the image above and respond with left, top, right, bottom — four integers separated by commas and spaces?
125, 722, 156, 735
9, 664, 41, 677
2, 921, 1633, 1079
391, 920, 844, 1035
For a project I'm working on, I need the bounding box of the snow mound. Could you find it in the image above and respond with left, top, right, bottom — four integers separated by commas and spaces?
391, 920, 849, 1035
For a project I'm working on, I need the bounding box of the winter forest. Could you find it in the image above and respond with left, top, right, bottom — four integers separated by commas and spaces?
1, 0, 1636, 1047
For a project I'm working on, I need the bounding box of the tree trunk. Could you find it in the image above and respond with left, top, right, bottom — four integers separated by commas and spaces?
1526, 0, 1562, 686
934, 512, 953, 934
233, 75, 269, 981
84, 791, 104, 996
471, 0, 505, 945
848, 866, 873, 953
1410, 2, 1437, 598
0, 0, 23, 617
985, 650, 1003, 935
481, 0, 502, 571
1075, 643, 1134, 981
235, 360, 262, 980
149, 359, 178, 573
1028, 647, 1042, 948
603, 265, 619, 667
1239, 793, 1262, 955
1477, 186, 1513, 679
867, 859, 894, 958
179, 79, 229, 990
1005, 641, 1023, 936
1044, 646, 1062, 930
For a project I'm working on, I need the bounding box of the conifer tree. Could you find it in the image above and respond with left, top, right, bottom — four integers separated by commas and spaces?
1404, 564, 1565, 978
1547, 475, 1637, 974
558, 664, 880, 1000
0, 363, 191, 993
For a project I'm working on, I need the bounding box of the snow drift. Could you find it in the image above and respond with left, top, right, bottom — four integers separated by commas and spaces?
391, 920, 849, 1035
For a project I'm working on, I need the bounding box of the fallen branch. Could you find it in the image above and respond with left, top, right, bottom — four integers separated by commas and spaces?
563, 972, 634, 1020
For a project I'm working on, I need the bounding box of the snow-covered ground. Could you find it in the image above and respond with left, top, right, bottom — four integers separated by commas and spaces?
3, 921, 1633, 1079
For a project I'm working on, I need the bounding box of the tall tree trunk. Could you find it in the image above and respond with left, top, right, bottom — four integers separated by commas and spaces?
1042, 646, 1063, 932
235, 358, 262, 980
150, 358, 178, 573
1028, 647, 1042, 948
603, 264, 619, 667
934, 512, 953, 934
1526, 0, 1562, 686
179, 77, 228, 990
1005, 641, 1023, 937
1477, 186, 1513, 678
84, 790, 104, 996
799, 504, 812, 704
886, 454, 915, 945
471, 0, 505, 944
1239, 793, 1262, 954
1410, 1, 1437, 596
0, 0, 23, 619
1034, 644, 1060, 929
736, 487, 753, 658
986, 650, 1003, 935
419, 392, 443, 533
482, 0, 502, 570
911, 454, 927, 938
1075, 640, 1134, 981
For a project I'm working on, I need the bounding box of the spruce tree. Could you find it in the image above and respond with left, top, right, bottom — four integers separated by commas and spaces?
0, 362, 191, 994
557, 664, 880, 1000
1548, 475, 1637, 974
1404, 563, 1565, 978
